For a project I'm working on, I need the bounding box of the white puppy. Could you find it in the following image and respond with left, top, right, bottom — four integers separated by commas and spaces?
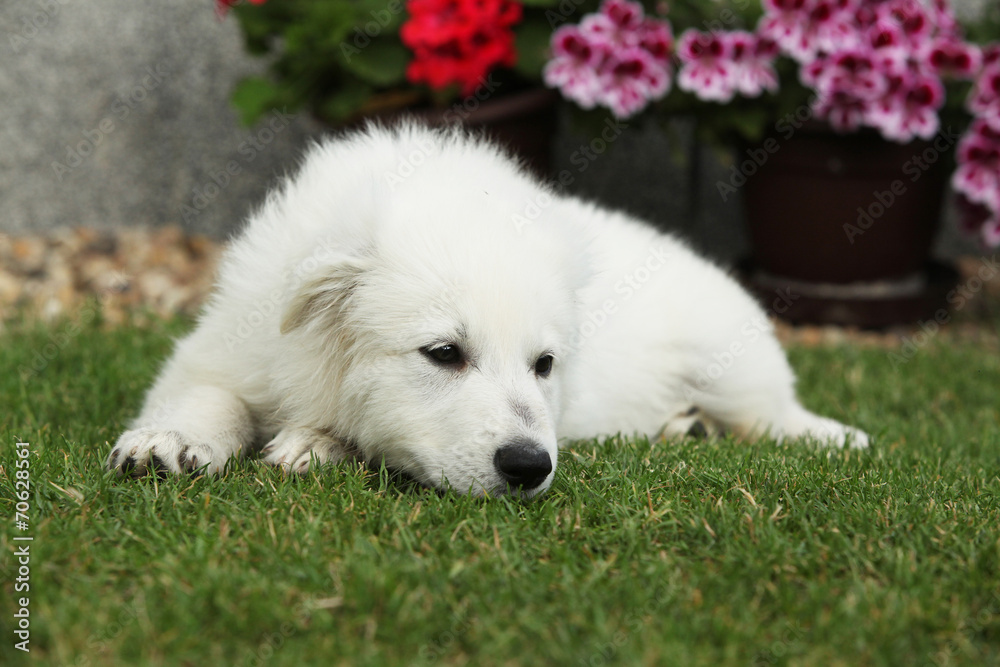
106, 123, 868, 497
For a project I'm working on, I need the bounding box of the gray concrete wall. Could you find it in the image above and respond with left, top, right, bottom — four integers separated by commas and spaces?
1, 0, 324, 239
0, 0, 983, 261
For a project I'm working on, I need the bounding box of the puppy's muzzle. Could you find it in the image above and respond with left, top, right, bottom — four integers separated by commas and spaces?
493, 440, 552, 491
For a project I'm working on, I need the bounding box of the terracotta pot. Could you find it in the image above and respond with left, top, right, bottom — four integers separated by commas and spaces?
740, 123, 958, 327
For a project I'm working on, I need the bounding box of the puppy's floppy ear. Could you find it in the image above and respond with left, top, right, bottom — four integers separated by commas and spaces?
280, 256, 369, 334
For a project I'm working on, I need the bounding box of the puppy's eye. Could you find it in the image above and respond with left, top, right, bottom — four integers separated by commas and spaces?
422, 344, 464, 367
534, 354, 554, 377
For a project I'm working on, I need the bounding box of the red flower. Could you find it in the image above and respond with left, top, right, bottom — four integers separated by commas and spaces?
401, 0, 522, 96
216, 0, 267, 18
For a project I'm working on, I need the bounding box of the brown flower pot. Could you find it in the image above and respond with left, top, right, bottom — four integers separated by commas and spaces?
339, 88, 559, 178
740, 123, 958, 327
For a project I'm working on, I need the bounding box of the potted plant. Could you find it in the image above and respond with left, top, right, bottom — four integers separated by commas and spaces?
217, 0, 564, 174
544, 0, 1000, 326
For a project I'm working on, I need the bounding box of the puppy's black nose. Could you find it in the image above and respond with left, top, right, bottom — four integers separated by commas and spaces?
494, 441, 552, 490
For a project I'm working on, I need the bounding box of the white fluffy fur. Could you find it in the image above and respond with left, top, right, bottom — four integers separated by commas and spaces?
106, 123, 868, 497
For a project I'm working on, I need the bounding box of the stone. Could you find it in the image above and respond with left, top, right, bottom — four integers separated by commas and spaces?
9, 237, 48, 275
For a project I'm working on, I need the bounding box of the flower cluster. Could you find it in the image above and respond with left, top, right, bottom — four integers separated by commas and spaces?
765, 0, 979, 142
543, 0, 674, 118
697, 0, 1000, 244
954, 46, 1000, 245
546, 0, 1000, 246
400, 0, 522, 96
675, 29, 779, 102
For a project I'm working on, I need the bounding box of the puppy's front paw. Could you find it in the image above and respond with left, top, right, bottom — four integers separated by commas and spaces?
106, 429, 232, 477
261, 427, 350, 475
841, 425, 870, 450
806, 417, 870, 450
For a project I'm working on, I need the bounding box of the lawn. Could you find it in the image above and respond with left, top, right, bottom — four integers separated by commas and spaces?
1, 312, 999, 666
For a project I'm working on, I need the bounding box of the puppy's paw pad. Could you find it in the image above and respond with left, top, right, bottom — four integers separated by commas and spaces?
262, 428, 349, 475
106, 430, 229, 478
178, 444, 229, 476
106, 429, 180, 477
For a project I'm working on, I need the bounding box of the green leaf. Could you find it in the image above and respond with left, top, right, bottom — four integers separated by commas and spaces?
231, 77, 282, 126
514, 20, 553, 80
338, 39, 409, 87
319, 81, 374, 124
351, 0, 407, 32
726, 106, 771, 144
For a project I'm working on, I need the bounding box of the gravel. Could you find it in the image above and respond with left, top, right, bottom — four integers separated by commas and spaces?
2, 226, 997, 351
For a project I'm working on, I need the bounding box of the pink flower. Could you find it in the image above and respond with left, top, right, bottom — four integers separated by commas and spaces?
983, 45, 1000, 69
867, 72, 945, 142
808, 48, 887, 101
602, 0, 644, 32
728, 32, 780, 97
544, 26, 608, 109
600, 47, 671, 118
639, 18, 673, 66
544, 0, 673, 118
877, 0, 934, 43
968, 61, 1000, 129
955, 195, 1000, 247
925, 38, 982, 80
984, 218, 1000, 247
800, 0, 858, 59
865, 19, 909, 70
953, 119, 1000, 247
955, 193, 992, 233
812, 90, 871, 132
953, 119, 1000, 213
676, 30, 736, 102
759, 0, 856, 63
757, 0, 809, 60
799, 29, 902, 132
928, 0, 962, 40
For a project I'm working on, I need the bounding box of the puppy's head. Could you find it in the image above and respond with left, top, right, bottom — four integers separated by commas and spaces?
278, 127, 586, 498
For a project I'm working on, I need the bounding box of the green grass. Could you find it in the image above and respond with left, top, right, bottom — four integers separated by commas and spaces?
2, 312, 999, 666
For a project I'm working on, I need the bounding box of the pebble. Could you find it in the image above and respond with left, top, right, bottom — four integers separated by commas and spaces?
1, 225, 220, 322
